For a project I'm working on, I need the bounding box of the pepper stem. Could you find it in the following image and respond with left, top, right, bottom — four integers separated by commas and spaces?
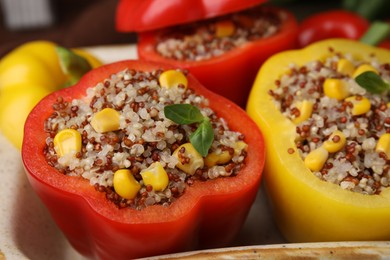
56, 46, 92, 87
359, 21, 390, 46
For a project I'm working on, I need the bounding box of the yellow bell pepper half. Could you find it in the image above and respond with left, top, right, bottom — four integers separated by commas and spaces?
0, 41, 102, 149
246, 39, 390, 242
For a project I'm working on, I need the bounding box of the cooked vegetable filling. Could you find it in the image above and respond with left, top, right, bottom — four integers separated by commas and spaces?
156, 6, 283, 61
44, 69, 247, 209
270, 48, 390, 195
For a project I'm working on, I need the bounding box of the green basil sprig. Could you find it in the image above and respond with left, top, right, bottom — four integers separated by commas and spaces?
164, 104, 214, 157
355, 71, 390, 94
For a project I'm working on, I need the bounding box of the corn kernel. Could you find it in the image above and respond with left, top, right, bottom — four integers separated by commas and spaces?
323, 130, 346, 153
215, 20, 235, 38
292, 100, 313, 124
205, 150, 232, 167
352, 64, 378, 78
234, 141, 248, 156
235, 141, 248, 153
159, 70, 188, 89
337, 58, 355, 76
140, 162, 169, 191
113, 169, 141, 199
91, 108, 120, 133
53, 129, 82, 157
173, 143, 204, 175
376, 133, 390, 159
323, 78, 350, 100
345, 96, 371, 116
304, 146, 329, 172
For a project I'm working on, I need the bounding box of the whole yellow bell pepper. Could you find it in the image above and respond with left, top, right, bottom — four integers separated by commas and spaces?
247, 39, 390, 242
0, 41, 102, 149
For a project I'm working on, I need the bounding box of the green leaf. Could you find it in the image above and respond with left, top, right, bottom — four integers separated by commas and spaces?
164, 104, 205, 124
56, 46, 92, 87
189, 119, 214, 157
355, 71, 390, 94
164, 103, 215, 156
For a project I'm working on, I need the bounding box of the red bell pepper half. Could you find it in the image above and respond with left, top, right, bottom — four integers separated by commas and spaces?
21, 60, 265, 260
116, 0, 267, 32
135, 7, 298, 107
298, 10, 370, 47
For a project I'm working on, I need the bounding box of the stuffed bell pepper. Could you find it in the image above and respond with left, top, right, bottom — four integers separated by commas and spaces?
22, 60, 265, 259
116, 0, 298, 107
247, 39, 390, 242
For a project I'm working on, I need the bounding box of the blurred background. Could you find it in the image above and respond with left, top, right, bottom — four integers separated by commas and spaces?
0, 0, 136, 57
1, 0, 389, 58
0, 0, 344, 58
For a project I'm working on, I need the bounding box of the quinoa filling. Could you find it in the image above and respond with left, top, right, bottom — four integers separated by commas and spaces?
155, 6, 284, 61
270, 48, 390, 195
44, 68, 247, 209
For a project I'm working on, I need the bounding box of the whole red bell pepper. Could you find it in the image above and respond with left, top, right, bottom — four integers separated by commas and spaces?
21, 60, 265, 260
298, 10, 370, 47
116, 0, 298, 107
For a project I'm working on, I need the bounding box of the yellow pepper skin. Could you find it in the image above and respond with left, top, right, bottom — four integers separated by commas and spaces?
0, 41, 102, 149
0, 84, 51, 149
0, 41, 66, 92
247, 39, 390, 242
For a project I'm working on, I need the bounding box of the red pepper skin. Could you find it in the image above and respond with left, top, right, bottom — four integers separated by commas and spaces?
379, 40, 390, 49
298, 10, 370, 48
137, 7, 298, 107
116, 0, 267, 32
21, 60, 265, 260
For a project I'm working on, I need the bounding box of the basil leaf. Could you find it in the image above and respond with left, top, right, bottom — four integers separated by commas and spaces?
355, 71, 390, 94
164, 103, 215, 156
164, 104, 204, 124
190, 119, 214, 157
